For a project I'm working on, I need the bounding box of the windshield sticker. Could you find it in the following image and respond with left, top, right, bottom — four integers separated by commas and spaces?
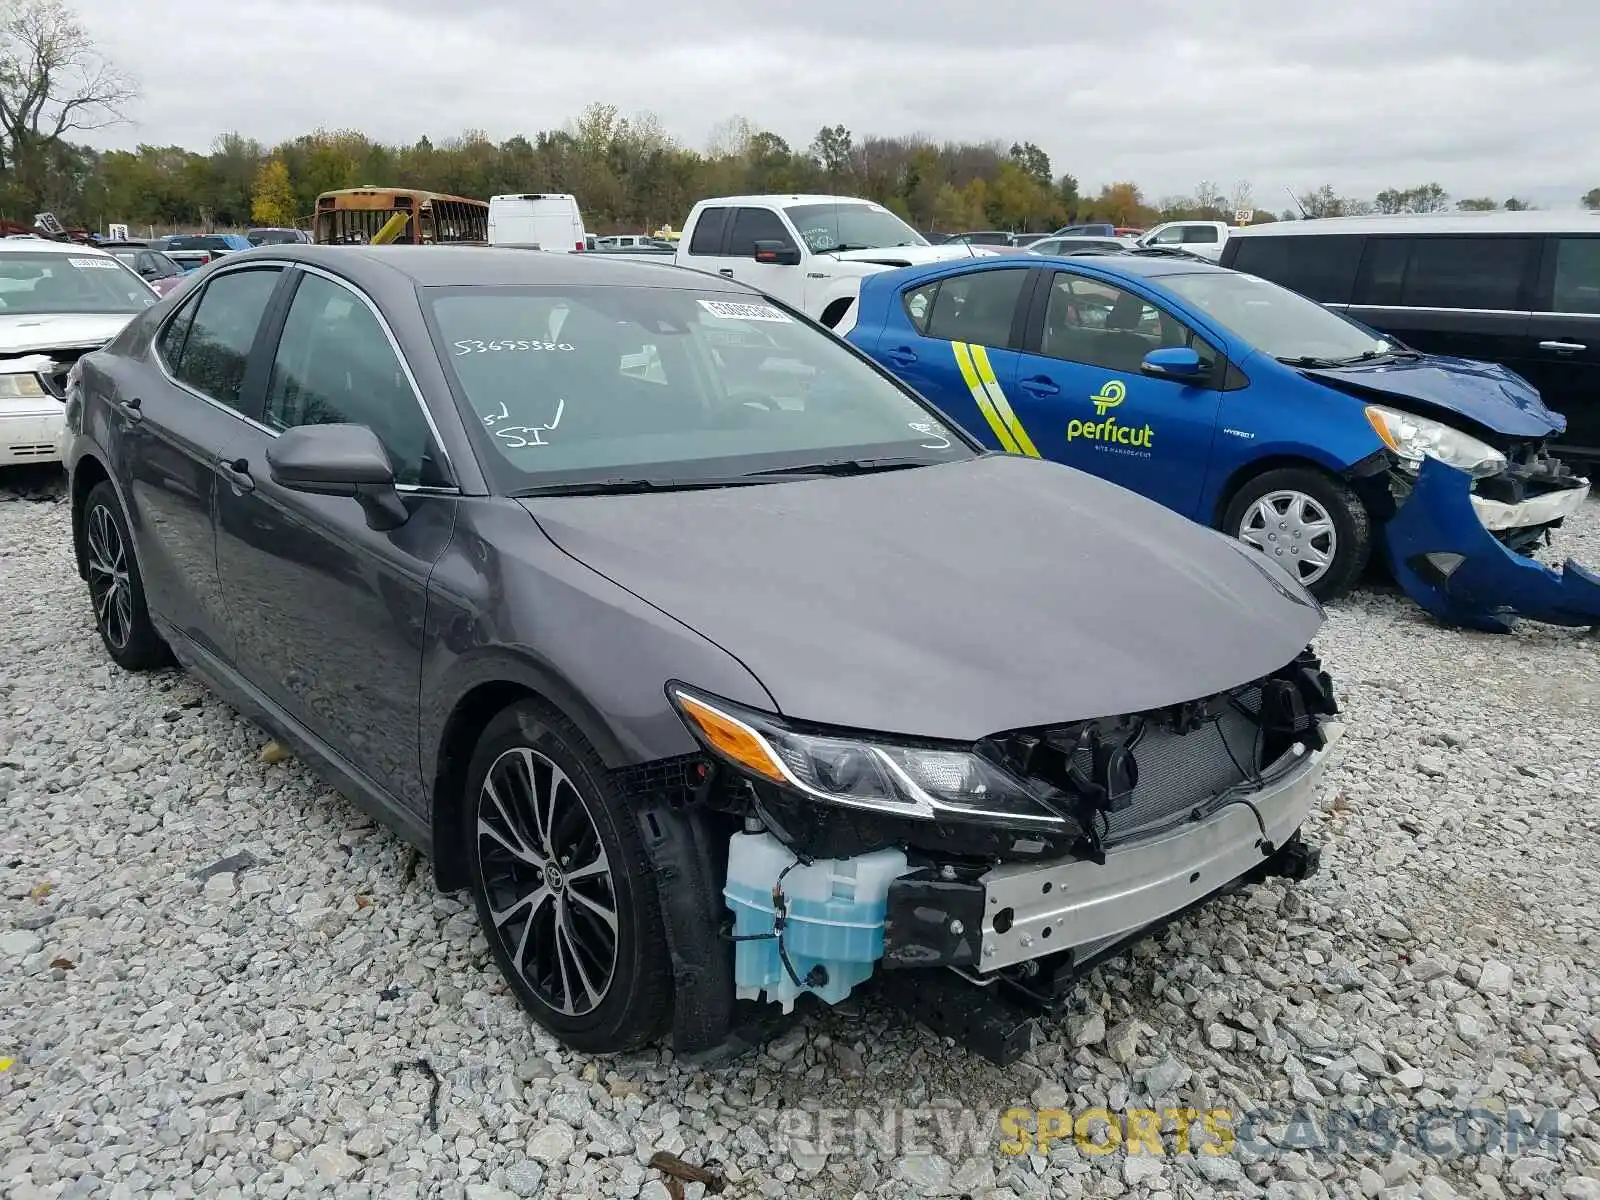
70, 256, 121, 269
453, 339, 575, 355
696, 299, 791, 324
909, 421, 952, 450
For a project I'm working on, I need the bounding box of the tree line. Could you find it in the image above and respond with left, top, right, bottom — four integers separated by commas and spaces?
1, 1, 1596, 237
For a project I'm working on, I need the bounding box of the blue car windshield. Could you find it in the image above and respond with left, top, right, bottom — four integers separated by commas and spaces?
1160, 270, 1393, 364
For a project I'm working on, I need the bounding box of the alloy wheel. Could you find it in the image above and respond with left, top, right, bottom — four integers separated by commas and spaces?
474, 746, 619, 1016
85, 502, 134, 651
1238, 489, 1338, 587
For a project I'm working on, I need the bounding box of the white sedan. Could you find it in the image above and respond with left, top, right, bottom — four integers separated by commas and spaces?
0, 239, 159, 467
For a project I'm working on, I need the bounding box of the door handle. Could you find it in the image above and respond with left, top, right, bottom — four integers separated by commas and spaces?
1019, 375, 1060, 396
718, 268, 735, 277
885, 346, 918, 366
1538, 340, 1586, 353
218, 456, 254, 492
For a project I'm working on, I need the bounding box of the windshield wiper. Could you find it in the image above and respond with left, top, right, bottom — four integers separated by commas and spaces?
742, 456, 936, 478
1279, 348, 1423, 369
511, 476, 777, 497
821, 243, 875, 252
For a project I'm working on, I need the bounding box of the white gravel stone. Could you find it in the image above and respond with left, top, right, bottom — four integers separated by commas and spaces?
3, 477, 1599, 1200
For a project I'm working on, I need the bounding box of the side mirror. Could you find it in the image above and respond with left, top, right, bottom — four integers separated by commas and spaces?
1141, 346, 1205, 380
753, 239, 801, 266
266, 423, 409, 530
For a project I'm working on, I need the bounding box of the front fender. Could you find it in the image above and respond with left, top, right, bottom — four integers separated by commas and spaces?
1384, 457, 1600, 633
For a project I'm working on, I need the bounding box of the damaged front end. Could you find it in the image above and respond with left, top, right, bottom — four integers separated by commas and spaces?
643, 649, 1341, 1064
1382, 451, 1600, 633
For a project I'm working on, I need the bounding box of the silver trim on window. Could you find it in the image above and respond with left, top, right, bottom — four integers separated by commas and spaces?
151, 257, 462, 495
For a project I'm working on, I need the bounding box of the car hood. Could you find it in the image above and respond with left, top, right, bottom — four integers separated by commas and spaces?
1301, 355, 1564, 439
825, 244, 1000, 270
520, 455, 1323, 741
0, 311, 137, 356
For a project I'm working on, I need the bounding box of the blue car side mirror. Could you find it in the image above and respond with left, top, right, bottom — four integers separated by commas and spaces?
1141, 346, 1204, 379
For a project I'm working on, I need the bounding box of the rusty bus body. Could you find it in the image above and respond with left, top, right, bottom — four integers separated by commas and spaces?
312, 188, 489, 245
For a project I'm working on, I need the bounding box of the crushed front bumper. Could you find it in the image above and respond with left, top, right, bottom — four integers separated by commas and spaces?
1385, 457, 1600, 633
881, 720, 1340, 974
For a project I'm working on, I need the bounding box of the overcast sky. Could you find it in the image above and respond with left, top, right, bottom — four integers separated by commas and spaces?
78, 0, 1594, 208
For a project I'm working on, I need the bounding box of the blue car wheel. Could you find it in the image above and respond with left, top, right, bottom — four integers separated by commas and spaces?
1222, 467, 1373, 601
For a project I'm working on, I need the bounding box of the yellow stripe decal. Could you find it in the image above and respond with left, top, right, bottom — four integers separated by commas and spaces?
953, 342, 1019, 452
969, 344, 1041, 458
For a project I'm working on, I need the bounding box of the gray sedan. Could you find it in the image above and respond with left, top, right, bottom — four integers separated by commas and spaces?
61, 246, 1341, 1060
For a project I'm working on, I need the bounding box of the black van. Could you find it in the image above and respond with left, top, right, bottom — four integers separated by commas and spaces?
1219, 214, 1600, 465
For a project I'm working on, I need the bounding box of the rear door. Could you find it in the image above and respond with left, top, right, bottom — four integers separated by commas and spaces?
124, 264, 288, 662
1007, 268, 1226, 517
1348, 234, 1538, 366
868, 263, 1038, 453
1521, 233, 1600, 460
681, 204, 735, 280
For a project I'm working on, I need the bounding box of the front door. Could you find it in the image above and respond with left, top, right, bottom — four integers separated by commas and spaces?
870, 264, 1038, 453
122, 264, 286, 661
720, 205, 803, 296
213, 268, 458, 813
1004, 269, 1224, 518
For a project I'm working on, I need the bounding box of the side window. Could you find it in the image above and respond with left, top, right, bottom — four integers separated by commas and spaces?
920, 268, 1028, 348
1400, 236, 1535, 311
1041, 274, 1216, 374
726, 208, 795, 257
157, 291, 200, 369
169, 267, 282, 412
1230, 234, 1364, 304
1183, 225, 1220, 244
1151, 227, 1184, 246
903, 281, 939, 334
264, 273, 443, 487
1353, 236, 1412, 306
1552, 237, 1600, 315
687, 208, 730, 255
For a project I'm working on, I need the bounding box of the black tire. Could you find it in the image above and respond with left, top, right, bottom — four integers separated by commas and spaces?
81, 480, 173, 671
463, 698, 673, 1053
1221, 466, 1372, 601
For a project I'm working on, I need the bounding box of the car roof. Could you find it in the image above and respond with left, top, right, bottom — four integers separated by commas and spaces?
214, 244, 757, 292
0, 238, 113, 256
1230, 211, 1600, 237
697, 194, 888, 207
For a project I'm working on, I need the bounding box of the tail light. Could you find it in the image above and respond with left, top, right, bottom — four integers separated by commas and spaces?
574, 241, 584, 252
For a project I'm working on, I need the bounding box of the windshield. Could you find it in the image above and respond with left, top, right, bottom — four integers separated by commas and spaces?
0, 252, 157, 315
1159, 270, 1393, 363
783, 203, 928, 253
248, 229, 302, 245
426, 285, 971, 491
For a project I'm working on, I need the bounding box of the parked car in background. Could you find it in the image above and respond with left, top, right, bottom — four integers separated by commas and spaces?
61, 243, 1339, 1061
1051, 223, 1117, 237
246, 227, 312, 246
158, 233, 253, 258
1221, 212, 1600, 466
0, 239, 158, 466
488, 193, 588, 253
1010, 233, 1053, 248
847, 252, 1599, 631
945, 230, 1016, 247
1027, 235, 1136, 257
101, 242, 188, 296
595, 234, 658, 249
604, 194, 1000, 328
1139, 221, 1233, 261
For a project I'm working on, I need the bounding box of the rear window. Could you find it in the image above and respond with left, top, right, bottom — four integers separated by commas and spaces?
1225, 235, 1364, 304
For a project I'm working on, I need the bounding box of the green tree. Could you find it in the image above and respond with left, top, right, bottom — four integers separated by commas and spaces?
1456, 196, 1498, 210
1502, 196, 1531, 211
1584, 188, 1600, 210
250, 158, 297, 226
810, 124, 853, 190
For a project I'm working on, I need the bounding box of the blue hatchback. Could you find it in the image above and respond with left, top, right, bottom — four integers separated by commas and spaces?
846, 254, 1600, 631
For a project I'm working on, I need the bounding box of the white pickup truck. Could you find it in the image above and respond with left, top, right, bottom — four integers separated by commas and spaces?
604, 194, 997, 329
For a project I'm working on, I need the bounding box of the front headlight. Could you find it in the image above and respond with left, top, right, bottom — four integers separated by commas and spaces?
0, 373, 49, 400
1364, 404, 1505, 479
668, 685, 1073, 830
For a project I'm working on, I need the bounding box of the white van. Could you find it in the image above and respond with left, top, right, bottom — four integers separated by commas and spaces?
487, 194, 587, 252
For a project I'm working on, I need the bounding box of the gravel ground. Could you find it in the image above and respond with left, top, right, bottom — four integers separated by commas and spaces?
2, 468, 1598, 1200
